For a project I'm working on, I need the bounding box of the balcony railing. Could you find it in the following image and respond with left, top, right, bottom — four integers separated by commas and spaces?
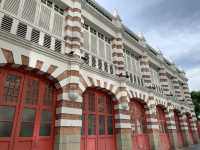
81, 49, 115, 76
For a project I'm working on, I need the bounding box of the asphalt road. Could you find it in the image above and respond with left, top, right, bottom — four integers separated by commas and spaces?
181, 144, 200, 150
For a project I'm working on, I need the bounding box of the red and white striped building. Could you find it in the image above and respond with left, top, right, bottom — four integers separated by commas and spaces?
0, 0, 199, 150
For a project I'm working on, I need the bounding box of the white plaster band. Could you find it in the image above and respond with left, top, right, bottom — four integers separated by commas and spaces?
57, 92, 82, 102
56, 107, 82, 115
115, 123, 131, 129
55, 119, 82, 127
115, 114, 130, 120
147, 125, 159, 129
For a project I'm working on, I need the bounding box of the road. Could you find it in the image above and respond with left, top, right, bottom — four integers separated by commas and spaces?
181, 144, 200, 150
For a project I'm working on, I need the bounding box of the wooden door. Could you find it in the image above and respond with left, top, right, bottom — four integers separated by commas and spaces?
174, 111, 184, 147
187, 116, 195, 144
81, 89, 116, 150
130, 100, 150, 150
0, 68, 56, 150
156, 106, 170, 150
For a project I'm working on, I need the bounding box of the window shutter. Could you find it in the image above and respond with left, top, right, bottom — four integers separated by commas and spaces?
39, 5, 51, 30
43, 34, 51, 48
3, 0, 21, 15
98, 39, 105, 58
31, 29, 40, 44
52, 13, 63, 36
91, 34, 97, 54
83, 30, 89, 50
22, 0, 37, 23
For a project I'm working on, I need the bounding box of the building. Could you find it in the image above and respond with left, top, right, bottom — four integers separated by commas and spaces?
0, 0, 199, 150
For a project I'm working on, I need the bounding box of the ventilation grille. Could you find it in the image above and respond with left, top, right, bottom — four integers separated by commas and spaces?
52, 13, 63, 36
3, 0, 20, 15
83, 30, 89, 50
16, 23, 27, 38
31, 29, 40, 44
39, 5, 51, 30
55, 39, 62, 52
0, 16, 13, 32
22, 0, 37, 23
43, 34, 51, 48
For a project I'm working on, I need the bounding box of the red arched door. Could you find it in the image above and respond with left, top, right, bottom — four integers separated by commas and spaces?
174, 111, 184, 147
0, 68, 56, 150
130, 100, 150, 150
81, 89, 116, 150
186, 115, 195, 144
156, 106, 170, 150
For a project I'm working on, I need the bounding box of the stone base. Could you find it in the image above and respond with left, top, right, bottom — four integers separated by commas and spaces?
168, 131, 179, 150
182, 130, 191, 147
116, 129, 132, 150
54, 127, 81, 150
192, 130, 200, 144
148, 131, 159, 150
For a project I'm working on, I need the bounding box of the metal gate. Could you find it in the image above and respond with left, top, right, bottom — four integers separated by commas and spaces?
81, 89, 116, 150
130, 100, 150, 150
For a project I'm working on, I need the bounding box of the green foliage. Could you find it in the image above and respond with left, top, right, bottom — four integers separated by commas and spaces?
191, 91, 200, 120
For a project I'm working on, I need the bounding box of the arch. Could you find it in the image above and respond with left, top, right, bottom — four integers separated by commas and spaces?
79, 73, 128, 102
0, 48, 82, 149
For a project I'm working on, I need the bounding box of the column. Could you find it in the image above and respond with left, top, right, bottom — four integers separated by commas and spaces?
166, 105, 179, 149
159, 66, 170, 96
112, 10, 126, 76
146, 94, 160, 150
115, 80, 132, 150
140, 53, 152, 88
64, 0, 82, 56
54, 60, 82, 149
190, 111, 200, 143
180, 113, 191, 146
172, 76, 183, 102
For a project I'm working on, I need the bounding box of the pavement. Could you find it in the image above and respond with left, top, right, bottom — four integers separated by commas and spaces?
181, 144, 200, 150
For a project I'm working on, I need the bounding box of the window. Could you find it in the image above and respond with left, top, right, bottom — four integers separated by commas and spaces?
16, 23, 27, 39
20, 108, 35, 137
1, 16, 13, 32
88, 114, 96, 135
24, 79, 39, 105
3, 74, 21, 103
43, 34, 51, 48
107, 116, 113, 134
98, 97, 105, 113
43, 83, 53, 106
0, 107, 15, 137
39, 111, 52, 136
88, 92, 95, 112
99, 116, 105, 135
31, 29, 40, 44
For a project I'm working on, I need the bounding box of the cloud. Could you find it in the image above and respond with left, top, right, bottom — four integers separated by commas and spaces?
95, 0, 200, 91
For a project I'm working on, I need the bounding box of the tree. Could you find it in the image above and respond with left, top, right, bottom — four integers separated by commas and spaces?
191, 91, 200, 120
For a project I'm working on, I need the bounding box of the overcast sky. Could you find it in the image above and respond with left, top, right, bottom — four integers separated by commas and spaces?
96, 0, 200, 91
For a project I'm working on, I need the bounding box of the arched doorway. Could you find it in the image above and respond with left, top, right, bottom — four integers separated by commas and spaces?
0, 68, 56, 150
129, 100, 150, 150
186, 114, 195, 144
174, 111, 184, 147
81, 88, 116, 150
156, 106, 170, 150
